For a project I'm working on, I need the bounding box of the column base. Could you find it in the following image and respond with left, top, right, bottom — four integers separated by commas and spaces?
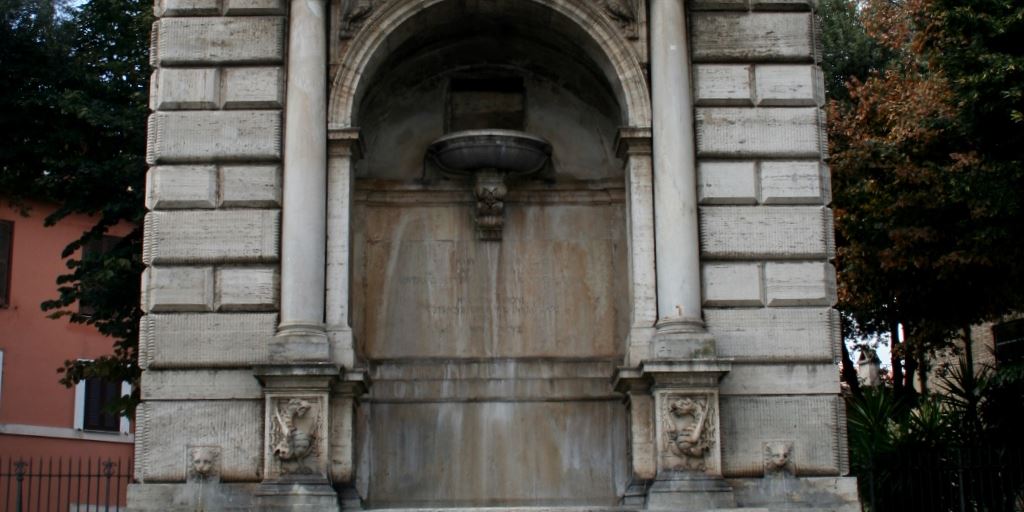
273, 322, 330, 362
646, 473, 738, 510
255, 477, 339, 511
653, 317, 717, 359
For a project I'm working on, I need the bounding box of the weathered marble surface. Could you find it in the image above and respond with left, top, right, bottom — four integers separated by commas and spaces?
352, 195, 629, 360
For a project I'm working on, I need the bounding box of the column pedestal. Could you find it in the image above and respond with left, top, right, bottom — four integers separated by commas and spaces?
616, 360, 734, 510
253, 364, 342, 512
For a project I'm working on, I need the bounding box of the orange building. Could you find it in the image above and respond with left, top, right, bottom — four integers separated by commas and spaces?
0, 199, 134, 462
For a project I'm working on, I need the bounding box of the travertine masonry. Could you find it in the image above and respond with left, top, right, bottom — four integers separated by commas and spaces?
691, 12, 817, 62
699, 206, 835, 259
134, 0, 854, 508
147, 111, 282, 163
146, 165, 282, 209
136, 400, 262, 481
704, 307, 840, 361
143, 210, 280, 264
764, 262, 837, 306
153, 67, 283, 110
696, 108, 825, 158
153, 17, 285, 65
720, 396, 848, 477
139, 313, 274, 369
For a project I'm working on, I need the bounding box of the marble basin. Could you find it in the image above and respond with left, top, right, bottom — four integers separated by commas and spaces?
427, 129, 552, 177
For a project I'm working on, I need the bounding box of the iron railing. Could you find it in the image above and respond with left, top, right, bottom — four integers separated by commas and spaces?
859, 444, 1024, 512
0, 457, 132, 512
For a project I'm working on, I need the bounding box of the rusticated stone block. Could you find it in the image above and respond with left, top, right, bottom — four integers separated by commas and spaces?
703, 263, 763, 306
765, 262, 837, 306
156, 0, 220, 17
720, 395, 844, 477
224, 0, 286, 15
692, 13, 817, 62
720, 363, 840, 395
143, 210, 279, 264
700, 204, 835, 258
222, 67, 284, 109
216, 267, 277, 311
221, 164, 281, 207
139, 313, 274, 368
142, 266, 214, 312
755, 65, 823, 106
690, 0, 749, 10
698, 161, 758, 204
153, 17, 285, 65
699, 206, 834, 259
696, 108, 825, 158
694, 65, 753, 106
146, 165, 217, 210
705, 307, 840, 362
751, 0, 817, 11
761, 160, 829, 204
147, 111, 282, 163
154, 68, 218, 110
135, 400, 262, 482
142, 370, 263, 400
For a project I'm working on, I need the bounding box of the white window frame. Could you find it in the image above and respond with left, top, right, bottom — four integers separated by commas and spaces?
73, 362, 131, 434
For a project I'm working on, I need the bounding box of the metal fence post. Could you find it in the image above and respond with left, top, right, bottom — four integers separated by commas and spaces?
102, 459, 114, 512
867, 459, 876, 512
957, 448, 967, 512
14, 459, 26, 512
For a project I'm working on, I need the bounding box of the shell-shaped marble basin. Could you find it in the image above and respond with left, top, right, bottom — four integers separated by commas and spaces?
428, 129, 552, 177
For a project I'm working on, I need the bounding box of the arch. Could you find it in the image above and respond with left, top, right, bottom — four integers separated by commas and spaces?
327, 0, 652, 130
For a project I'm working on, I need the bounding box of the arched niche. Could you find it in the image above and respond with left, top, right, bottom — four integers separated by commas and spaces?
325, 0, 656, 365
322, 3, 655, 503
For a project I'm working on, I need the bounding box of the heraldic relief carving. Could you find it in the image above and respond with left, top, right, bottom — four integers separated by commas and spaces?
271, 398, 321, 475
662, 395, 716, 472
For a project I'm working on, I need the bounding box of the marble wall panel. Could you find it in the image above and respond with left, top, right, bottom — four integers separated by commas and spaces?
362, 400, 627, 507
351, 201, 629, 360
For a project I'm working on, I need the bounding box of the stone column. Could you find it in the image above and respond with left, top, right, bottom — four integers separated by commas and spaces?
276, 0, 330, 361
649, 0, 714, 358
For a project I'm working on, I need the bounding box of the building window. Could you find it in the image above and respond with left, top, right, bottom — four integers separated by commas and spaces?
0, 220, 12, 308
993, 319, 1024, 365
78, 235, 121, 316
74, 374, 131, 433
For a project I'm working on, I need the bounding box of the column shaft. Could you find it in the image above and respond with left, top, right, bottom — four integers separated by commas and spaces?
650, 0, 703, 327
278, 0, 329, 355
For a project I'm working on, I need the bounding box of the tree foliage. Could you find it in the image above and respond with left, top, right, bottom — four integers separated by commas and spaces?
0, 0, 151, 415
826, 0, 1024, 395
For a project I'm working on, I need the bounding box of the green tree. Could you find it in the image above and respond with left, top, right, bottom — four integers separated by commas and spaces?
0, 0, 151, 415
828, 0, 1024, 396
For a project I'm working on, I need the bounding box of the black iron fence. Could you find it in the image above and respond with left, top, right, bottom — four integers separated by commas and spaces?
0, 457, 132, 512
859, 444, 1024, 512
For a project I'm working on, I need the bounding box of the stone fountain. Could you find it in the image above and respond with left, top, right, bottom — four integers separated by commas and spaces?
427, 129, 552, 240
